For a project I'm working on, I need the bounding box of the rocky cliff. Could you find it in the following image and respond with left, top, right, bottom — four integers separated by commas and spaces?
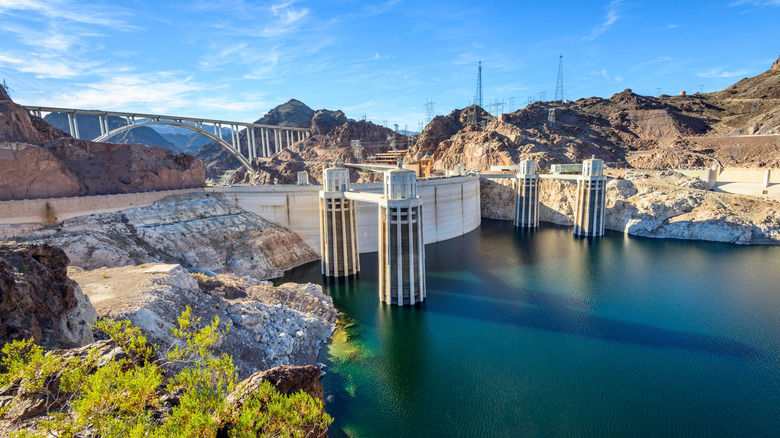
0, 243, 96, 349
0, 91, 205, 201
408, 56, 780, 171
6, 192, 318, 279
480, 174, 780, 245
70, 264, 336, 377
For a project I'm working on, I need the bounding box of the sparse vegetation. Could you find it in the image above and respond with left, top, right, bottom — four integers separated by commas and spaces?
0, 308, 332, 437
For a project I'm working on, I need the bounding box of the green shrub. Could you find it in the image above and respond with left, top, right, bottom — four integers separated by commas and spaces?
0, 306, 332, 438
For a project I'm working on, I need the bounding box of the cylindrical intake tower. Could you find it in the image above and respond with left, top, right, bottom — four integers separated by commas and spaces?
573, 158, 606, 237
378, 165, 426, 306
514, 160, 539, 228
319, 165, 360, 276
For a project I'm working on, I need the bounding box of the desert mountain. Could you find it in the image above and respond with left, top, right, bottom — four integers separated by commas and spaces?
44, 113, 181, 153
198, 99, 404, 183
407, 55, 780, 171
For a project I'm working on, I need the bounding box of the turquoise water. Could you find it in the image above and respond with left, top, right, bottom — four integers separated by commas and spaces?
278, 220, 780, 437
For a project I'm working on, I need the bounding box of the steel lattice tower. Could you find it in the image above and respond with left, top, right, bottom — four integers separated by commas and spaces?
554, 55, 564, 102
475, 61, 483, 108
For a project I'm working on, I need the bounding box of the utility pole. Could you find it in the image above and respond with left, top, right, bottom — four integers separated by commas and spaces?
554, 55, 564, 102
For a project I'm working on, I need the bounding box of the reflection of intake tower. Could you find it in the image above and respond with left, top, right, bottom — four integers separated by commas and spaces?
378, 165, 426, 305
319, 165, 360, 276
573, 158, 606, 237
514, 160, 539, 228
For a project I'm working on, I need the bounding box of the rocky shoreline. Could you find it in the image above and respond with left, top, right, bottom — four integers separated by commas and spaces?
480, 171, 780, 245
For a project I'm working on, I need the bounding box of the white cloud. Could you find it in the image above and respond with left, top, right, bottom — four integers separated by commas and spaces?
0, 0, 135, 29
697, 66, 749, 79
729, 0, 780, 6
582, 0, 623, 41
53, 73, 205, 113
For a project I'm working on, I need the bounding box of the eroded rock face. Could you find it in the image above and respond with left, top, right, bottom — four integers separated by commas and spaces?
70, 264, 336, 378
10, 193, 318, 279
42, 138, 204, 195
0, 145, 81, 201
311, 109, 348, 135
0, 243, 96, 349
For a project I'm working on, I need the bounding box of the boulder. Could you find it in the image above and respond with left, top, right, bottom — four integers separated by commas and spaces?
0, 243, 97, 349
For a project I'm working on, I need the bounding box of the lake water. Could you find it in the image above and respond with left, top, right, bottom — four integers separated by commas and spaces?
278, 220, 780, 437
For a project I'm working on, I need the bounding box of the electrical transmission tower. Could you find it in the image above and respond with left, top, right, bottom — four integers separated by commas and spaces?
1, 79, 11, 97
475, 61, 483, 108
466, 100, 477, 127
418, 121, 424, 132
539, 91, 546, 102
656, 88, 662, 96
424, 99, 435, 124
509, 97, 515, 112
362, 114, 367, 122
527, 96, 535, 106
554, 55, 564, 102
351, 139, 363, 162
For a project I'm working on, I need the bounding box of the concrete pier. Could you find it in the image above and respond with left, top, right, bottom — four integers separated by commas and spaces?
319, 166, 360, 277
378, 165, 426, 306
514, 160, 539, 228
573, 158, 606, 237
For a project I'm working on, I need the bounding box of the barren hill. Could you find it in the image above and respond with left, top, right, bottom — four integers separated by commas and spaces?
407, 55, 780, 172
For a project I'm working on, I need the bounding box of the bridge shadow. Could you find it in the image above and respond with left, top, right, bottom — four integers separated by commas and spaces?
423, 261, 763, 360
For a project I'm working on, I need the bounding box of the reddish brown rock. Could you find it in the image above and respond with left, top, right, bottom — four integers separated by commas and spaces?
42, 137, 204, 195
0, 145, 81, 201
0, 243, 97, 350
0, 97, 50, 145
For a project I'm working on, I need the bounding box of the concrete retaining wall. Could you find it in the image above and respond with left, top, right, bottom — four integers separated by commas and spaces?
0, 188, 204, 228
210, 175, 481, 255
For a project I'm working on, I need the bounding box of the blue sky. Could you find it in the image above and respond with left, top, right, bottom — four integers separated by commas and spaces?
1, 0, 779, 130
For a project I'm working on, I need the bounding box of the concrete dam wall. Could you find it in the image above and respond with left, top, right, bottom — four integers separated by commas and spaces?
209, 175, 482, 255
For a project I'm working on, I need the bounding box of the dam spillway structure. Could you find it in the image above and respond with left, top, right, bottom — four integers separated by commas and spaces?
319, 165, 360, 277
378, 165, 426, 306
514, 160, 540, 228
573, 157, 606, 237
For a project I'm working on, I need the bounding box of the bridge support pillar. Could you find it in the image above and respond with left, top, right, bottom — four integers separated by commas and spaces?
319, 165, 359, 277
378, 164, 426, 306
573, 158, 606, 237
514, 160, 539, 228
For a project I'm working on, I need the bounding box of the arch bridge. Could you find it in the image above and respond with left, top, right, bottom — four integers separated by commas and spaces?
23, 106, 310, 171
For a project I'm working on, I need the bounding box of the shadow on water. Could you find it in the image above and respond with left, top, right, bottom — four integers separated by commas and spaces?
422, 220, 764, 360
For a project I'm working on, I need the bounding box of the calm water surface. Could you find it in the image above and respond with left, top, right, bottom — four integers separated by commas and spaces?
278, 220, 780, 437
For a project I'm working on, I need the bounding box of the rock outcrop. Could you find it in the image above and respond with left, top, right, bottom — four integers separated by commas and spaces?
0, 145, 82, 200
479, 173, 780, 245
70, 264, 337, 378
0, 243, 96, 349
8, 192, 318, 279
42, 137, 204, 195
0, 90, 205, 201
311, 109, 348, 135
